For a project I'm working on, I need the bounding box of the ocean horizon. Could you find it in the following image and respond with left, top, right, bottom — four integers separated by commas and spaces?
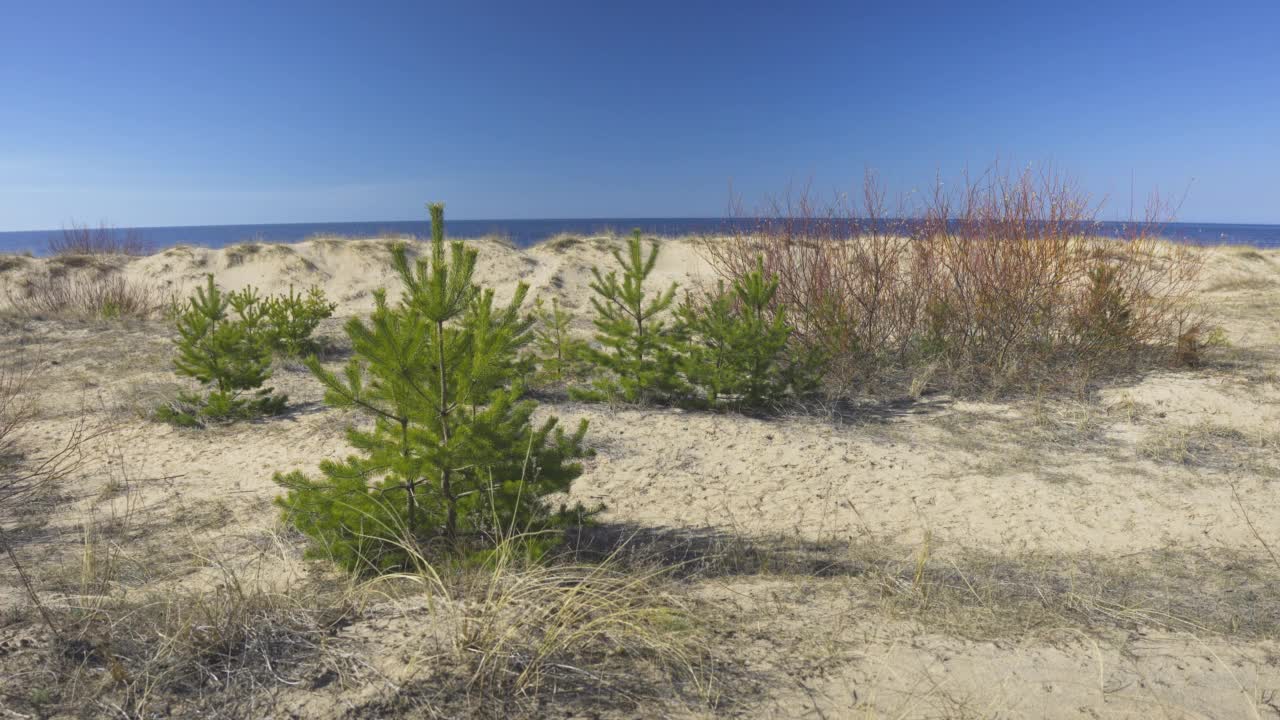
2, 217, 1280, 256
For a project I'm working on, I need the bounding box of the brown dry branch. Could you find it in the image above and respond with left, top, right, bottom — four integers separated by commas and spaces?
1, 356, 104, 642
702, 165, 1206, 396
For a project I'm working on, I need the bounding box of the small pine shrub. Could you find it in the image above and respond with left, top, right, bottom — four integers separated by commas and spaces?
530, 297, 587, 386
679, 259, 822, 411
156, 275, 286, 427
260, 285, 336, 356
275, 204, 595, 572
573, 231, 685, 403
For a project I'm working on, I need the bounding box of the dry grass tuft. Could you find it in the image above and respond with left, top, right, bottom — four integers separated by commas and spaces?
350, 536, 725, 716
0, 255, 30, 273
1138, 422, 1280, 474
4, 271, 174, 321
48, 223, 148, 257
28, 538, 358, 717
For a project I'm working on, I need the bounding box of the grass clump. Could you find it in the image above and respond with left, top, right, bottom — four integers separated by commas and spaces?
363, 537, 718, 716
275, 203, 594, 572
0, 254, 29, 273
1138, 421, 1279, 474
4, 272, 171, 321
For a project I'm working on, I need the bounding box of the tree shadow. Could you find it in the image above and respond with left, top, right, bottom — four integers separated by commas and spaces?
270, 400, 329, 422
563, 522, 873, 580
797, 392, 952, 426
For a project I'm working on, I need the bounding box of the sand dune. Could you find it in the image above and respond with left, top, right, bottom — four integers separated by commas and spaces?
2, 236, 1280, 717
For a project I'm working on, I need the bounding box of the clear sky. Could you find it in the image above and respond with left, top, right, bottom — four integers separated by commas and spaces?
2, 0, 1278, 230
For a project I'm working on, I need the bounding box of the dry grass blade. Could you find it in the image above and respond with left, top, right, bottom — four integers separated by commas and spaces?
1230, 480, 1280, 571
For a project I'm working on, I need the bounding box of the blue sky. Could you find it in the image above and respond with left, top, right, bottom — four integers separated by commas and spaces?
2, 0, 1277, 230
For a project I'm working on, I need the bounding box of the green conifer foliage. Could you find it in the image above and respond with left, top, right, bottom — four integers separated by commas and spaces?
158, 275, 287, 426
260, 285, 336, 356
573, 231, 684, 403
274, 204, 593, 571
530, 297, 587, 385
680, 259, 822, 411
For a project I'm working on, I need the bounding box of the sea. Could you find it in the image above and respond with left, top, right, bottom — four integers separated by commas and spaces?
2, 218, 1279, 256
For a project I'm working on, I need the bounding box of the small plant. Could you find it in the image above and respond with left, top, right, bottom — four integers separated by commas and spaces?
679, 259, 822, 411
157, 275, 286, 427
573, 231, 684, 403
529, 297, 587, 385
275, 204, 594, 572
260, 285, 336, 356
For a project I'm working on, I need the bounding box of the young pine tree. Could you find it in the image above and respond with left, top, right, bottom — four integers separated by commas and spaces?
274, 204, 593, 571
530, 297, 586, 386
158, 275, 286, 426
260, 285, 337, 356
680, 259, 822, 411
573, 231, 684, 403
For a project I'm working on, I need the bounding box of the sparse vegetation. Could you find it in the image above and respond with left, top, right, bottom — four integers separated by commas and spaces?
2, 187, 1277, 719
3, 270, 172, 320
704, 167, 1207, 395
46, 222, 148, 256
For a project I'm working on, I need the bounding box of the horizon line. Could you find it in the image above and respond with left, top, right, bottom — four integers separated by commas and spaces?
4, 216, 1280, 235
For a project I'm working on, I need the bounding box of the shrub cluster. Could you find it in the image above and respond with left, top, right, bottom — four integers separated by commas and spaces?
702, 167, 1206, 394
275, 204, 593, 571
157, 276, 334, 427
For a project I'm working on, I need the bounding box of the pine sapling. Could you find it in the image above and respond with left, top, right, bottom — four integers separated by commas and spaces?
680, 258, 821, 411
261, 285, 336, 356
275, 203, 593, 571
158, 275, 286, 426
530, 297, 586, 385
573, 231, 684, 403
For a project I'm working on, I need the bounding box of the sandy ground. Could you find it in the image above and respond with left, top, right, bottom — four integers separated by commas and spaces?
2, 235, 1279, 718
